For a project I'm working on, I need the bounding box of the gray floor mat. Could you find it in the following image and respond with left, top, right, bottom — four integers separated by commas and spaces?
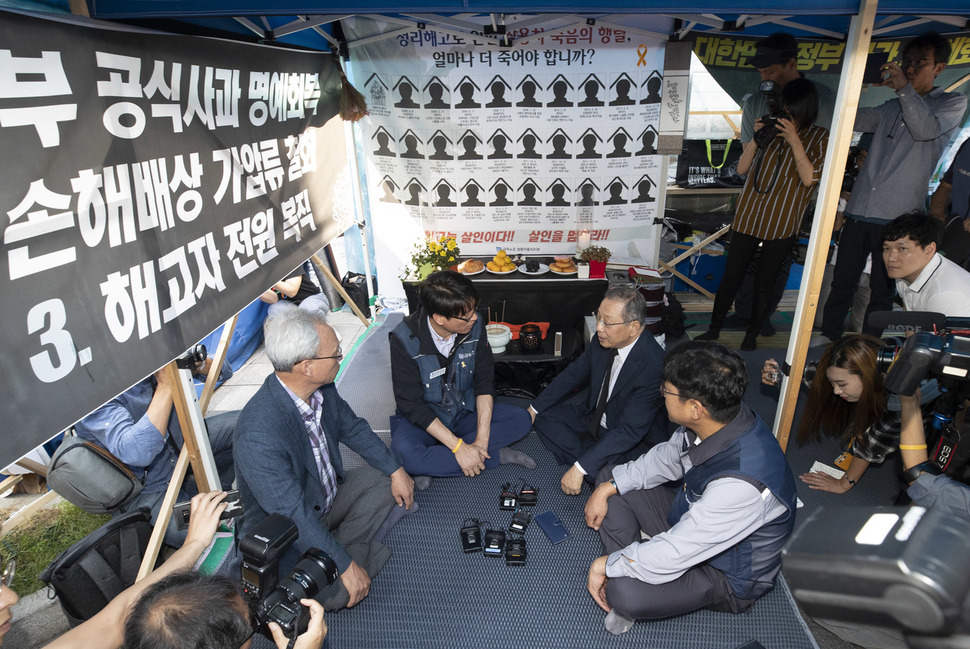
320, 433, 818, 649
288, 319, 824, 649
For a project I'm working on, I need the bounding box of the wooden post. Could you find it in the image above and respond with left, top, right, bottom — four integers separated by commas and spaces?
199, 315, 238, 414
136, 447, 191, 579
311, 254, 371, 326
167, 362, 218, 494
136, 321, 236, 577
772, 0, 879, 450
0, 476, 22, 498
656, 225, 731, 299
14, 458, 47, 476
1, 491, 59, 536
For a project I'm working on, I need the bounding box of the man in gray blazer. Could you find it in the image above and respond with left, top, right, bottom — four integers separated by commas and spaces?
234, 309, 414, 611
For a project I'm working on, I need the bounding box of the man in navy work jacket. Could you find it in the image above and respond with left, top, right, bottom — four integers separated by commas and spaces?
585, 341, 796, 634
234, 308, 414, 611
389, 270, 533, 487
530, 286, 669, 495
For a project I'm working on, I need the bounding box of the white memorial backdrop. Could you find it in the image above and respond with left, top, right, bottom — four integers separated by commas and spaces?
344, 17, 666, 297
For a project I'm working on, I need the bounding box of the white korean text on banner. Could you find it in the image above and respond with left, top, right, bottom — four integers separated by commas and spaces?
0, 11, 347, 467
344, 17, 665, 296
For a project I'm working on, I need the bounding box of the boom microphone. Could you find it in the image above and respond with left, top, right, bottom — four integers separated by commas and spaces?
867, 311, 946, 333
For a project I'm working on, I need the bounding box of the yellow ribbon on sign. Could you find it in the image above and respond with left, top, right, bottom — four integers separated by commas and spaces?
637, 44, 648, 67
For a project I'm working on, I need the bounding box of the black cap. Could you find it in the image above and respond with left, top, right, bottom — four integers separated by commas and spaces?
750, 46, 799, 68
750, 32, 799, 68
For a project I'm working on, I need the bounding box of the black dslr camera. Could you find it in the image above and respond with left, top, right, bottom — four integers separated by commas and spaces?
240, 514, 339, 638
753, 80, 786, 149
175, 344, 207, 370
872, 313, 970, 478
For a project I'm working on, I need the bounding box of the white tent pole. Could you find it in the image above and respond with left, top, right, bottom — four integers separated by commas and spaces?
340, 54, 376, 319
772, 0, 879, 450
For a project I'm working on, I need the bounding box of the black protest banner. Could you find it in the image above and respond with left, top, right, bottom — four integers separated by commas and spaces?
0, 11, 344, 467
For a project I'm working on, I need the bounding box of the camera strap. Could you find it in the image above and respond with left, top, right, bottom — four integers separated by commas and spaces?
751, 146, 783, 196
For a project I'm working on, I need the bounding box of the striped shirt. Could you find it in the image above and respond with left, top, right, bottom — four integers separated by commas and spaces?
733, 125, 828, 240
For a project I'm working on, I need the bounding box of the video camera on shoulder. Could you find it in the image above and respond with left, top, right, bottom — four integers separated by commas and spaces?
754, 80, 787, 149
240, 514, 338, 639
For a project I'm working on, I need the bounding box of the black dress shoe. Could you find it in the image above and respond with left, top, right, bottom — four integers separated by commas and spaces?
695, 329, 720, 341
740, 332, 758, 351
760, 321, 777, 337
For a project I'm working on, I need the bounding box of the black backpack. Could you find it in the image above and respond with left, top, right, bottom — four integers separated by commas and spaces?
40, 509, 152, 627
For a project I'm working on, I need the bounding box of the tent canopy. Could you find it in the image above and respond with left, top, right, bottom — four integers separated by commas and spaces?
71, 2, 970, 53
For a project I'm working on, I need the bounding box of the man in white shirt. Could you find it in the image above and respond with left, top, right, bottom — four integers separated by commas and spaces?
882, 212, 970, 317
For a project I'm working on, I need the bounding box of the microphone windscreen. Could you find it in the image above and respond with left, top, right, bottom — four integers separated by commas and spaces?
867, 311, 945, 332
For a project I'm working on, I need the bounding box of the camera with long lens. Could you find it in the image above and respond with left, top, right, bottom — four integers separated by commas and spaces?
876, 330, 970, 397
240, 514, 338, 638
870, 312, 970, 479
753, 80, 786, 149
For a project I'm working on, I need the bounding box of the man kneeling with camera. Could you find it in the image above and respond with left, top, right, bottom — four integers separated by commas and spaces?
36, 491, 326, 649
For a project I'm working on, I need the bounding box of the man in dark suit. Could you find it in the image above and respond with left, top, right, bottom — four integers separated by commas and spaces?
529, 286, 669, 495
234, 309, 414, 611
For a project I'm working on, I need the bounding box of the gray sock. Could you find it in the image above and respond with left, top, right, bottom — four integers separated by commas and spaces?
499, 447, 536, 469
373, 502, 420, 544
604, 610, 635, 635
414, 475, 432, 490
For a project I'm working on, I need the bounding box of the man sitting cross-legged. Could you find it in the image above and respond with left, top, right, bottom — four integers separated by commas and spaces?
389, 270, 533, 488
585, 341, 797, 634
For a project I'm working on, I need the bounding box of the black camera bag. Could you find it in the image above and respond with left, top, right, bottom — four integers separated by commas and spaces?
40, 509, 152, 627
341, 272, 374, 316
